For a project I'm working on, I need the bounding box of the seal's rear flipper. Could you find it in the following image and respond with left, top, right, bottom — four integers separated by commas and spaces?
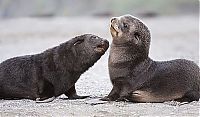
174, 91, 200, 102
64, 85, 90, 99
36, 96, 55, 103
164, 101, 189, 106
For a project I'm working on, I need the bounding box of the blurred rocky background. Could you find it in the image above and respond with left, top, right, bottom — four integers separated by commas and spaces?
0, 0, 198, 18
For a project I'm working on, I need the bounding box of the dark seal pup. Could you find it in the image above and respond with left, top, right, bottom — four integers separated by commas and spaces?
0, 34, 109, 103
101, 15, 200, 103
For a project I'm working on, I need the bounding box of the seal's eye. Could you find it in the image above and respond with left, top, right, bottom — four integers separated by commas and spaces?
91, 36, 99, 40
74, 40, 84, 46
134, 32, 140, 36
123, 23, 128, 28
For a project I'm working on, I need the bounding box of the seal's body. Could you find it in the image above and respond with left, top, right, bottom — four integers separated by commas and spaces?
102, 15, 200, 102
0, 34, 109, 102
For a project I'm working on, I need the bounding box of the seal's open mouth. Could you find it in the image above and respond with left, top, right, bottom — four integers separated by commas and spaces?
110, 25, 118, 37
110, 20, 121, 37
94, 40, 109, 54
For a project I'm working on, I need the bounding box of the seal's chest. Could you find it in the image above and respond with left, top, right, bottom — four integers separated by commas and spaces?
108, 47, 134, 78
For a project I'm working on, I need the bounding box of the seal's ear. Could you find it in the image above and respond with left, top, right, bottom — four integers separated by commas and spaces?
133, 32, 141, 45
68, 37, 84, 47
57, 36, 85, 55
73, 39, 84, 46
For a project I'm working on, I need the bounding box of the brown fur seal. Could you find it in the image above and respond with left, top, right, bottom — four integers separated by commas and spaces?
0, 34, 109, 103
101, 15, 200, 103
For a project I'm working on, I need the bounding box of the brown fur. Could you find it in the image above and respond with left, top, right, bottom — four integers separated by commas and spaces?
101, 15, 200, 103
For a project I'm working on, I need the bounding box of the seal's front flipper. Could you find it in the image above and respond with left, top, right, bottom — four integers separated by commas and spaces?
65, 85, 89, 99
36, 96, 55, 103
115, 97, 129, 102
68, 95, 89, 99
100, 87, 120, 101
100, 96, 111, 101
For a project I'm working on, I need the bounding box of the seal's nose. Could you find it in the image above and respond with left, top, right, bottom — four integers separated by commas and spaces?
95, 39, 109, 54
111, 17, 117, 23
98, 40, 109, 49
102, 39, 109, 47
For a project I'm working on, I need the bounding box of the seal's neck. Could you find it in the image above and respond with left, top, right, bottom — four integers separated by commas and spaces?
110, 43, 148, 65
109, 42, 153, 77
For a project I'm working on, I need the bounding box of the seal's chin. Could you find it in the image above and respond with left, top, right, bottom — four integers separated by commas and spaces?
94, 40, 109, 54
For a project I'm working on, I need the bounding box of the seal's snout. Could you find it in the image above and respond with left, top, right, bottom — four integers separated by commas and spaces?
110, 17, 123, 38
110, 17, 118, 28
95, 39, 109, 54
102, 40, 109, 50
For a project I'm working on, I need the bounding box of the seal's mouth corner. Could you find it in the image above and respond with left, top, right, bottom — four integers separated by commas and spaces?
94, 40, 109, 54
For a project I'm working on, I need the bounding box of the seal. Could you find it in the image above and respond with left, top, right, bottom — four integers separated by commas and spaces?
0, 34, 109, 103
101, 15, 200, 103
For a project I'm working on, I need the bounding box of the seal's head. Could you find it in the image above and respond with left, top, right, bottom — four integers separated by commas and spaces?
57, 34, 109, 72
72, 34, 109, 55
110, 15, 151, 55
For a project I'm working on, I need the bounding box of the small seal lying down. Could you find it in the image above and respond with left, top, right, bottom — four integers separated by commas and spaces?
0, 34, 109, 103
101, 15, 200, 103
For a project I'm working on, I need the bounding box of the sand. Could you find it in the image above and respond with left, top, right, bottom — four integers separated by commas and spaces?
0, 15, 199, 116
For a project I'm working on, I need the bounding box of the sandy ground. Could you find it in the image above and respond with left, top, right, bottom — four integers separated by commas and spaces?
0, 15, 199, 116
